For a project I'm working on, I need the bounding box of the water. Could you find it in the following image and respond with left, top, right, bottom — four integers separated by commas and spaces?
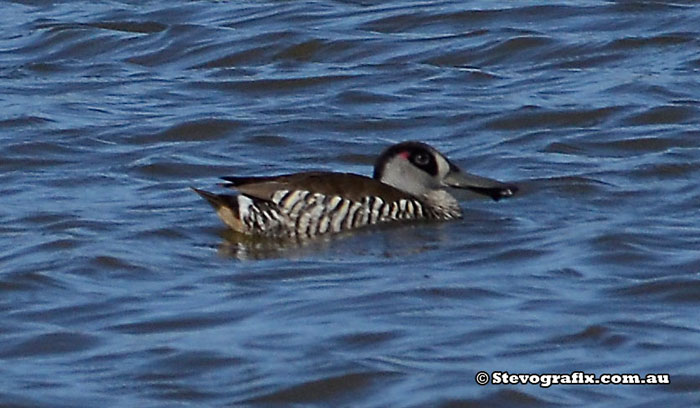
2, 1, 699, 406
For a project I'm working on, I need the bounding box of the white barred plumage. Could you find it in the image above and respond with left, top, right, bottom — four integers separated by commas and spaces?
228, 189, 429, 237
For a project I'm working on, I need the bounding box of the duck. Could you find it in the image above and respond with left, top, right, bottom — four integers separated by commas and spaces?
193, 141, 517, 237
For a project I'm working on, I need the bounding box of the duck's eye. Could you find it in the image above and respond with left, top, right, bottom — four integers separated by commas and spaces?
413, 152, 430, 166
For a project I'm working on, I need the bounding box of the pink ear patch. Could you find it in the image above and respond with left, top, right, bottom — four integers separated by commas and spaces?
398, 151, 410, 159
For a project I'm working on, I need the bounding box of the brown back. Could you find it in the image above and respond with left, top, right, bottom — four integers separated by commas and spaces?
222, 172, 416, 203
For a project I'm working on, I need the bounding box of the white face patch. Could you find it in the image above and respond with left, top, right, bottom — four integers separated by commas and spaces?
379, 156, 432, 194
434, 153, 451, 180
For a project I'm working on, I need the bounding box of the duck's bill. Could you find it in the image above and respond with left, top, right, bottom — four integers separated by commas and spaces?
443, 168, 518, 201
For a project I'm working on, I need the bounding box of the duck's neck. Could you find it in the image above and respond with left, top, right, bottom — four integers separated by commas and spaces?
421, 190, 462, 219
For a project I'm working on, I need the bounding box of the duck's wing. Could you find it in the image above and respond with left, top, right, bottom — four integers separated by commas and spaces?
220, 171, 414, 203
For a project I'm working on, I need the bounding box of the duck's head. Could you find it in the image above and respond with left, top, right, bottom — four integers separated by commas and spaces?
373, 141, 518, 201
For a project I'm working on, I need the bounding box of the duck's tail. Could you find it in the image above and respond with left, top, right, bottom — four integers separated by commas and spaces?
191, 187, 245, 232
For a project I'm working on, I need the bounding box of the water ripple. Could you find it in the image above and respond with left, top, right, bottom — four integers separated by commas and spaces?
1, 0, 699, 407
